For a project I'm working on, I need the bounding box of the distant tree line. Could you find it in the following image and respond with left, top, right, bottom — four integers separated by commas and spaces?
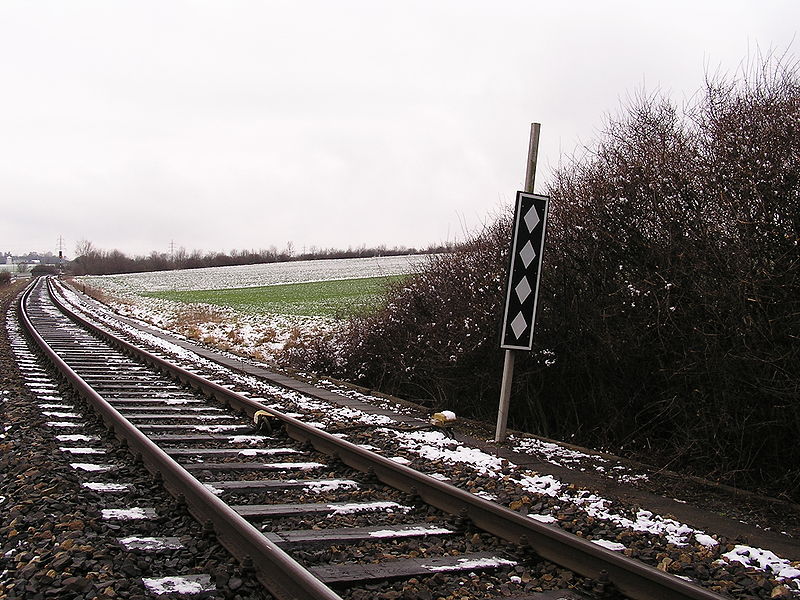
283, 54, 800, 501
70, 241, 454, 276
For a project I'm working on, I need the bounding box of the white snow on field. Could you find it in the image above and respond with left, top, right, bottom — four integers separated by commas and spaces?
62, 278, 322, 360
73, 255, 428, 360
80, 255, 427, 293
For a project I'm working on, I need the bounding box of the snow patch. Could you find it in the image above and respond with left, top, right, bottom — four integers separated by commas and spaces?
369, 525, 453, 538
528, 514, 557, 524
142, 575, 214, 596
57, 434, 99, 442
722, 545, 800, 581
70, 463, 113, 472
59, 447, 104, 455
304, 479, 359, 493
82, 482, 131, 493
695, 533, 719, 547
423, 556, 517, 572
101, 507, 153, 520
592, 539, 626, 551
327, 502, 411, 516
118, 537, 184, 551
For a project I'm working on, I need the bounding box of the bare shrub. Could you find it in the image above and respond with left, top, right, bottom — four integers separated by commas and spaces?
537, 54, 799, 498
283, 54, 800, 500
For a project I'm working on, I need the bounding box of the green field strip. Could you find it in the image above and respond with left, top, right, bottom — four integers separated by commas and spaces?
142, 275, 406, 317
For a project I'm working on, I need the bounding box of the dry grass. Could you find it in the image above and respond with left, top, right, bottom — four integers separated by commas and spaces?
171, 305, 228, 328
255, 328, 278, 345
68, 278, 134, 309
169, 306, 231, 345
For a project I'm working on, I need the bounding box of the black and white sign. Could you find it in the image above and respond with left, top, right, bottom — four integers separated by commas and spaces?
500, 191, 549, 351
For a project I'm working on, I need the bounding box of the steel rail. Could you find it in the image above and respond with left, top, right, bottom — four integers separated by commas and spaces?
18, 279, 343, 600
43, 278, 728, 600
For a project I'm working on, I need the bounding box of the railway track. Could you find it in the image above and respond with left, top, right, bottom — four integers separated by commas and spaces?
13, 276, 730, 600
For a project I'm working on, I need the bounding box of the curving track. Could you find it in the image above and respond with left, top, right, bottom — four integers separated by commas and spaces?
15, 276, 729, 600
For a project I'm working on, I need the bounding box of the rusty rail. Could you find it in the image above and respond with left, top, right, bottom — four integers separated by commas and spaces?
19, 279, 343, 600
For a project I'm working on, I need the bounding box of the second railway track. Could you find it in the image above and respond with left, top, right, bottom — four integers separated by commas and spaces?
13, 276, 733, 600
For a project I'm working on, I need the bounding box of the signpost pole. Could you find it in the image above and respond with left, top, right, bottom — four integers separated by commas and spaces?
495, 123, 540, 443
495, 348, 516, 443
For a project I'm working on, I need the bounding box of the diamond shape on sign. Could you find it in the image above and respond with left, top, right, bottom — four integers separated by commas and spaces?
510, 312, 527, 339
524, 206, 540, 232
520, 240, 536, 268
515, 276, 532, 303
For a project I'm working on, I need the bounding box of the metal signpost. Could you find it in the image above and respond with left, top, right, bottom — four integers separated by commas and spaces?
495, 123, 549, 443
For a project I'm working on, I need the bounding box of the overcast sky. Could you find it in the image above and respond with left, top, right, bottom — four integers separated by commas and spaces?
1, 1, 797, 258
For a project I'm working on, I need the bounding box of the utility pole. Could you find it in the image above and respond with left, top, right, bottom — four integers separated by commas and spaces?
57, 236, 65, 273
495, 123, 542, 443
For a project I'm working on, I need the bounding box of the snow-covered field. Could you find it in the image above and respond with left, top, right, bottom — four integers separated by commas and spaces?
79, 255, 429, 294
74, 255, 428, 361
